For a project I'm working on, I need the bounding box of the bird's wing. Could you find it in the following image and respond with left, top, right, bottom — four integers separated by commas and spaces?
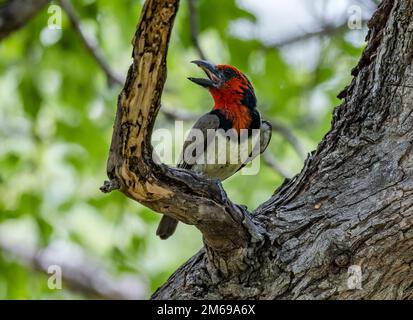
258, 120, 272, 155
236, 120, 272, 173
177, 113, 221, 170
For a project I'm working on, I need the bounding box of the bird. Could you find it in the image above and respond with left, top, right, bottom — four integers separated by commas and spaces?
156, 60, 272, 240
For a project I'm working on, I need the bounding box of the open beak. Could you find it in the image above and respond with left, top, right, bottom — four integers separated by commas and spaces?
188, 60, 221, 88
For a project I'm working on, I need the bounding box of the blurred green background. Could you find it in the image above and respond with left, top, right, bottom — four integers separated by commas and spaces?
0, 0, 375, 299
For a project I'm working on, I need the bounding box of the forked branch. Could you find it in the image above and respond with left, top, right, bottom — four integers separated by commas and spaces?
103, 0, 264, 276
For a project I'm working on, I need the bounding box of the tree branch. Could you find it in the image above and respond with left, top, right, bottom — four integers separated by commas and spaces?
264, 20, 368, 49
262, 153, 292, 179
268, 119, 307, 160
59, 0, 124, 87
188, 0, 206, 60
104, 0, 265, 276
0, 239, 148, 299
0, 0, 51, 41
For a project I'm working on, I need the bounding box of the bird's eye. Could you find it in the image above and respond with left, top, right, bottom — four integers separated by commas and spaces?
223, 68, 236, 78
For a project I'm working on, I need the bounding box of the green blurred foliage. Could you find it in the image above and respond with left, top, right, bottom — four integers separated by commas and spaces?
0, 0, 364, 299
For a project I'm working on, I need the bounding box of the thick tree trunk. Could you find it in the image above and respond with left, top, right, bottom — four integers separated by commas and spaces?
103, 0, 413, 300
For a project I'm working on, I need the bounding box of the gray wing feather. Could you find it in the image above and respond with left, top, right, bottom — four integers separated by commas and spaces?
235, 119, 272, 173
177, 113, 220, 170
258, 120, 272, 154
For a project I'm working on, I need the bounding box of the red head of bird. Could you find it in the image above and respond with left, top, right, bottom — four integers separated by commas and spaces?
188, 60, 257, 133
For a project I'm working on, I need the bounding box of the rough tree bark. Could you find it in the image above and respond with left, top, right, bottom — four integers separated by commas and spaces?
103, 0, 413, 299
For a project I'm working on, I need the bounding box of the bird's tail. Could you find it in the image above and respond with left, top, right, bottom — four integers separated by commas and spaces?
156, 215, 178, 240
